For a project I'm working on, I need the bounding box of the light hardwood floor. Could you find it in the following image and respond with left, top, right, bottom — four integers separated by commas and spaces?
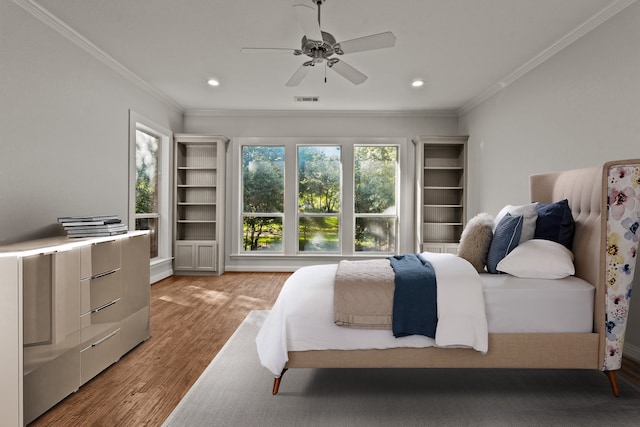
30, 272, 640, 426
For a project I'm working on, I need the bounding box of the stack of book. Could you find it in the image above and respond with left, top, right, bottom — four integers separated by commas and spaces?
58, 215, 128, 238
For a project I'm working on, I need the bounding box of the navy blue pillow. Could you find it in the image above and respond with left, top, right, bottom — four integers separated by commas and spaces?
534, 199, 575, 250
486, 214, 523, 274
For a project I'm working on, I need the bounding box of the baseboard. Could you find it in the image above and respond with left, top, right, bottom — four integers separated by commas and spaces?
624, 342, 640, 363
224, 265, 297, 272
150, 258, 173, 284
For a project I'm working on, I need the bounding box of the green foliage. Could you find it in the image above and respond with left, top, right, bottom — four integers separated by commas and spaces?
242, 146, 284, 213
242, 146, 285, 251
298, 146, 341, 213
354, 146, 397, 213
135, 131, 158, 214
135, 165, 156, 214
241, 144, 398, 252
243, 216, 282, 251
354, 146, 398, 251
299, 216, 339, 252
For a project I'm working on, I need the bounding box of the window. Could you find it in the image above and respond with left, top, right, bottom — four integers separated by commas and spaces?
298, 146, 341, 252
354, 146, 398, 252
135, 129, 160, 258
242, 146, 285, 252
236, 138, 400, 257
129, 111, 171, 264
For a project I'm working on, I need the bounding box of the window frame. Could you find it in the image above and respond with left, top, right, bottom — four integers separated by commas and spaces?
296, 144, 343, 254
128, 111, 172, 264
240, 144, 286, 253
353, 144, 400, 253
232, 137, 402, 258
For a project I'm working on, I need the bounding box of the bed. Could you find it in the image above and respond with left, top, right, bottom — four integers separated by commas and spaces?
256, 159, 640, 396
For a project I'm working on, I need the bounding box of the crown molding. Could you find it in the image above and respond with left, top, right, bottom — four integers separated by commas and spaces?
458, 0, 637, 116
184, 108, 458, 118
14, 0, 184, 114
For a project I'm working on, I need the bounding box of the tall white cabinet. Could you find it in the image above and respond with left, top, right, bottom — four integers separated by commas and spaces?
0, 232, 150, 426
173, 135, 228, 275
412, 136, 468, 254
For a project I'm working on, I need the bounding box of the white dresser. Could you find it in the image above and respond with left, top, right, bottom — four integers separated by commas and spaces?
0, 232, 150, 426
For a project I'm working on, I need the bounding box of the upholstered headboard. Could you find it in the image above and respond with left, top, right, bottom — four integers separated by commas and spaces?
530, 159, 640, 371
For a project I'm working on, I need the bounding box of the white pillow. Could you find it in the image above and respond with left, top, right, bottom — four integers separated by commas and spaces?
496, 239, 575, 279
495, 203, 538, 244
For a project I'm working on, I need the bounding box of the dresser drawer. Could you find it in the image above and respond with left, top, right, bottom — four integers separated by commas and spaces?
90, 240, 121, 276
80, 328, 121, 384
80, 297, 121, 333
80, 269, 121, 315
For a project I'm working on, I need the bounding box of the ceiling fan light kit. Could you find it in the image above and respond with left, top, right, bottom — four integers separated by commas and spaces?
242, 0, 396, 87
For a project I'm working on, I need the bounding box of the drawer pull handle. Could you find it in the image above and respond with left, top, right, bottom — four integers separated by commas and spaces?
92, 329, 119, 347
92, 300, 118, 313
92, 269, 118, 280
93, 240, 116, 246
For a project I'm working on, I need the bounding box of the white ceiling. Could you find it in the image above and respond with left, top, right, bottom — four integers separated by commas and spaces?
30, 0, 622, 112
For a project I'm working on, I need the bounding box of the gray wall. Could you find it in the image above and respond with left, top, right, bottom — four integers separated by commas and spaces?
0, 1, 183, 245
459, 2, 640, 358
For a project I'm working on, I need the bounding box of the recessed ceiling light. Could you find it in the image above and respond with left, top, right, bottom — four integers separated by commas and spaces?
411, 79, 424, 87
207, 78, 220, 87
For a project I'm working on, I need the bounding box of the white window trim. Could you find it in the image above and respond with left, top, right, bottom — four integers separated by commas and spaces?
231, 137, 406, 260
128, 110, 173, 282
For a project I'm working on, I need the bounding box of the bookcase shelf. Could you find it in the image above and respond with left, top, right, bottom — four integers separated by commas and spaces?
413, 136, 468, 254
173, 135, 228, 274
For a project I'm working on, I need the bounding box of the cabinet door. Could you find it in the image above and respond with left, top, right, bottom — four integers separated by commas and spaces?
23, 254, 53, 346
0, 257, 20, 426
194, 242, 216, 271
174, 242, 196, 270
174, 241, 217, 271
24, 249, 82, 425
443, 243, 459, 255
120, 234, 150, 356
422, 243, 444, 253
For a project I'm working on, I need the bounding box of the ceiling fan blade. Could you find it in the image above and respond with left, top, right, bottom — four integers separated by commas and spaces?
241, 48, 297, 54
335, 31, 396, 54
329, 60, 367, 85
285, 65, 310, 87
293, 4, 322, 42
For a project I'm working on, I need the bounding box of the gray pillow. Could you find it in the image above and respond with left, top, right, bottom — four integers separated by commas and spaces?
494, 203, 538, 244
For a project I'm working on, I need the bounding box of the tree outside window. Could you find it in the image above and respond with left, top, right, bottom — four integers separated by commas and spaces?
242, 146, 285, 251
135, 129, 159, 258
354, 146, 398, 252
298, 146, 341, 252
239, 140, 399, 255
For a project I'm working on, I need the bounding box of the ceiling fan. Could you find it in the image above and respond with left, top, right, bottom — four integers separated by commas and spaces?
241, 0, 396, 86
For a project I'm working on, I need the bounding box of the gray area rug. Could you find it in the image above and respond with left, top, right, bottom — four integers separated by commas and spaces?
163, 311, 640, 427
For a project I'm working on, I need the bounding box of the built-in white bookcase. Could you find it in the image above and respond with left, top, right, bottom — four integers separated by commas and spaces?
412, 135, 468, 254
173, 135, 228, 274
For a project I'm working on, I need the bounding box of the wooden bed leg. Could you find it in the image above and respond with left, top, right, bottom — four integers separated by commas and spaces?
272, 368, 288, 395
604, 370, 620, 397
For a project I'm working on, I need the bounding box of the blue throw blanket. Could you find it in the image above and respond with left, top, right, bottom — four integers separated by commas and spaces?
388, 253, 438, 338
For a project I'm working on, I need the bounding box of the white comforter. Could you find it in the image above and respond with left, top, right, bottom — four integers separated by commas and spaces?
256, 252, 488, 376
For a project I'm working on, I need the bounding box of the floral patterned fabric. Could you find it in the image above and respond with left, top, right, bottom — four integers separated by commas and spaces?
604, 163, 640, 370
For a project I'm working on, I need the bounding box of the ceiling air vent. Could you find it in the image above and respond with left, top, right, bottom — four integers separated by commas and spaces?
294, 96, 319, 103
